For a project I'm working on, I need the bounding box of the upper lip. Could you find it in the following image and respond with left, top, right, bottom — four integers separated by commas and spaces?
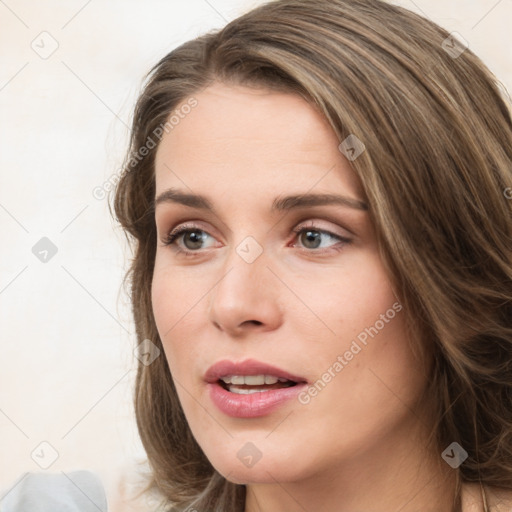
204, 358, 308, 384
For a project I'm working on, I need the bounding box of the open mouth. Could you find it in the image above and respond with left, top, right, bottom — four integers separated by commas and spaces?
218, 375, 297, 394
206, 363, 308, 417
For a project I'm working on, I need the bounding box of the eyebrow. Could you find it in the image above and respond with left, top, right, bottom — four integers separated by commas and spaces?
154, 188, 368, 213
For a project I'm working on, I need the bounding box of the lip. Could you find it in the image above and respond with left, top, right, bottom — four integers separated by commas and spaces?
204, 358, 308, 418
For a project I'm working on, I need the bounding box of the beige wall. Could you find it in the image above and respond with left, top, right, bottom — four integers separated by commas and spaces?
0, 0, 510, 502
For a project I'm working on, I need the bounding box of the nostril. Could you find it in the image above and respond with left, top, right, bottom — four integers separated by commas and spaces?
243, 320, 263, 327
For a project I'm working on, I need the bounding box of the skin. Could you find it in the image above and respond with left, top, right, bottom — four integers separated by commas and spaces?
151, 82, 465, 511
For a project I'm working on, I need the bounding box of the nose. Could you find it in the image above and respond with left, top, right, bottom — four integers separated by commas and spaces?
208, 240, 283, 337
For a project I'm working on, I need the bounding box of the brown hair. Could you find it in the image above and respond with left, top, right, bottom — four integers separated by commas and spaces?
111, 0, 512, 510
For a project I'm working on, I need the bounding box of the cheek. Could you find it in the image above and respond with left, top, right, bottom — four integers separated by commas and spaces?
292, 253, 423, 414
291, 251, 399, 340
150, 261, 204, 375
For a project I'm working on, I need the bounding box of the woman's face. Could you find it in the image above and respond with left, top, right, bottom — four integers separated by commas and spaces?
152, 82, 428, 485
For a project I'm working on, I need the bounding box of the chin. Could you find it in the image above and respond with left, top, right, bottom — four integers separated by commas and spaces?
206, 446, 311, 485
222, 469, 272, 485
220, 466, 296, 485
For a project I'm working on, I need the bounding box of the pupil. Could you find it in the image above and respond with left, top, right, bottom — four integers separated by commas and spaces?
302, 230, 320, 249
185, 231, 204, 249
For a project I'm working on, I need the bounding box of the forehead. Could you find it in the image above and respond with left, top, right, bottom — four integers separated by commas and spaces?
154, 82, 364, 201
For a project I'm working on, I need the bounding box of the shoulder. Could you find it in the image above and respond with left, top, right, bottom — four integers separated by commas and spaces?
485, 485, 512, 512
0, 470, 107, 512
461, 482, 512, 512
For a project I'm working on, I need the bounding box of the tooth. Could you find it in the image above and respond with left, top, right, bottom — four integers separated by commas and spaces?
228, 386, 268, 394
244, 375, 265, 385
220, 374, 291, 386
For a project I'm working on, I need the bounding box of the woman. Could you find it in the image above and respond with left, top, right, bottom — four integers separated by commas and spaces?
3, 0, 509, 510
110, 0, 512, 510
111, 0, 512, 510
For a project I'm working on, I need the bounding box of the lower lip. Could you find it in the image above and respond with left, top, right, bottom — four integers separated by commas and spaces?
207, 382, 307, 418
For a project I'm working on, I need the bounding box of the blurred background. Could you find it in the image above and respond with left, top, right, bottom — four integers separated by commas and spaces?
1, 0, 511, 506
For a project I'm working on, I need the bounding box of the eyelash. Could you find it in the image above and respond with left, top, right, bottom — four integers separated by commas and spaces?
160, 222, 352, 257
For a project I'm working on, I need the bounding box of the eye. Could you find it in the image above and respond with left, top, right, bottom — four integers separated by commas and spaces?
160, 221, 352, 256
291, 223, 351, 253
161, 224, 216, 254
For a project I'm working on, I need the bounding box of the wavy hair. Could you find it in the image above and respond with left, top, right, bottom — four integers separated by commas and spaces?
111, 0, 512, 510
